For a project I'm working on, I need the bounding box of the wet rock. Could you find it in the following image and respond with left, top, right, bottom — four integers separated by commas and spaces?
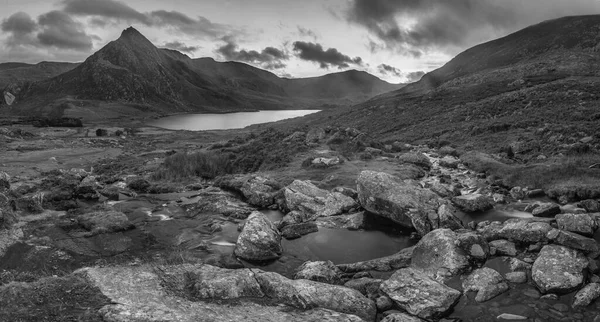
579, 199, 600, 213
184, 187, 255, 219
357, 171, 440, 236
316, 212, 365, 230
573, 283, 600, 308
497, 313, 528, 320
439, 156, 460, 169
337, 247, 414, 273
381, 267, 461, 320
0, 172, 10, 192
505, 272, 527, 284
294, 261, 343, 285
280, 222, 318, 239
80, 265, 364, 322
455, 230, 490, 263
254, 270, 376, 321
126, 177, 150, 192
462, 267, 509, 302
548, 229, 599, 253
478, 219, 553, 244
381, 312, 426, 322
376, 296, 394, 312
489, 239, 518, 256
556, 213, 597, 236
344, 278, 383, 297
411, 229, 471, 282
185, 265, 264, 299
234, 212, 282, 261
510, 187, 526, 200
531, 203, 561, 217
278, 210, 312, 228
77, 210, 134, 236
396, 152, 432, 170
452, 194, 494, 213
532, 245, 588, 294
284, 180, 357, 218
430, 204, 464, 230
217, 175, 280, 207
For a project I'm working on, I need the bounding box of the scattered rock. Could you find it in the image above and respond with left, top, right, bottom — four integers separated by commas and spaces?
280, 222, 318, 239
284, 180, 357, 218
462, 267, 509, 302
234, 212, 282, 261
549, 229, 599, 253
510, 187, 526, 200
505, 272, 527, 284
357, 170, 440, 236
316, 212, 365, 230
497, 313, 528, 320
375, 296, 394, 312
344, 278, 383, 297
531, 203, 561, 217
381, 312, 426, 322
573, 283, 600, 308
411, 229, 471, 282
217, 175, 280, 207
0, 172, 9, 192
556, 213, 597, 236
478, 219, 553, 244
430, 204, 464, 230
578, 199, 600, 213
78, 210, 134, 236
396, 152, 432, 170
532, 245, 588, 294
489, 239, 518, 256
126, 178, 151, 192
452, 194, 494, 213
254, 270, 376, 321
183, 187, 255, 219
439, 156, 460, 169
294, 261, 343, 285
380, 267, 461, 320
337, 247, 414, 273
185, 265, 264, 300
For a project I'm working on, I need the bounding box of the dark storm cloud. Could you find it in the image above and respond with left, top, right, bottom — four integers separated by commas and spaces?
292, 41, 363, 69
406, 70, 425, 82
163, 41, 200, 53
377, 63, 402, 77
62, 0, 241, 39
1, 11, 94, 51
346, 0, 600, 54
37, 11, 93, 50
217, 40, 289, 70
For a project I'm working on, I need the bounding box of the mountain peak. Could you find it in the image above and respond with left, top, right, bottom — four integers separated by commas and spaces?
117, 26, 153, 46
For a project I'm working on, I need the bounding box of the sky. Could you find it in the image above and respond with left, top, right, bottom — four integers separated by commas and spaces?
1, 0, 600, 83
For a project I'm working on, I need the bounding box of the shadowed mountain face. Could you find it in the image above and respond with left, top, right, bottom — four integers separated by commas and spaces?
3, 27, 402, 115
300, 15, 600, 154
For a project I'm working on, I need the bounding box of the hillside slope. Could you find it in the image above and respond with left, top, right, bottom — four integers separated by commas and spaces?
2, 27, 402, 116
300, 15, 600, 158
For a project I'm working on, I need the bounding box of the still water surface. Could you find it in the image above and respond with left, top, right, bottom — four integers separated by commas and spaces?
149, 110, 320, 131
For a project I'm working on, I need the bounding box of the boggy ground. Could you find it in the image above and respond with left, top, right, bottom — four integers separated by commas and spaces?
1, 116, 600, 321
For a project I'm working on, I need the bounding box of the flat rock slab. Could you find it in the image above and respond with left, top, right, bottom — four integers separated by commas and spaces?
573, 283, 600, 308
462, 267, 509, 302
381, 267, 461, 320
532, 245, 588, 294
337, 246, 414, 273
556, 213, 597, 236
479, 219, 553, 244
284, 180, 357, 218
451, 194, 494, 213
78, 265, 364, 322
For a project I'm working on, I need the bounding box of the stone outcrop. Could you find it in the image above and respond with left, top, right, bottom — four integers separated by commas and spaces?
381, 267, 461, 320
183, 187, 255, 219
284, 180, 357, 218
357, 171, 440, 236
234, 212, 282, 261
532, 245, 588, 294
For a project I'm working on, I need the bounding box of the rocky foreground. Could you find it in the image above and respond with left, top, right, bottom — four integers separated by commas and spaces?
1, 123, 600, 321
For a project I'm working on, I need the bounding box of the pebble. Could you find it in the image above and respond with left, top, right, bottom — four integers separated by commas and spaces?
497, 313, 527, 320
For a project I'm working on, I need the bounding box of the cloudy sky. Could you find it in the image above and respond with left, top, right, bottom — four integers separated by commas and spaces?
1, 0, 600, 83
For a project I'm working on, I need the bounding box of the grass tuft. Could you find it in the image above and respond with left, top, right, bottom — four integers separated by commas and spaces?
152, 151, 234, 181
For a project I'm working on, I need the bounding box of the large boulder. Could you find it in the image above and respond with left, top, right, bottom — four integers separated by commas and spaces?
234, 212, 282, 261
410, 229, 471, 282
396, 152, 432, 170
451, 194, 494, 213
531, 203, 561, 217
284, 180, 357, 218
316, 212, 365, 230
462, 268, 509, 302
254, 270, 376, 321
429, 204, 464, 230
185, 265, 264, 299
478, 219, 553, 244
578, 199, 600, 213
183, 187, 255, 219
532, 245, 588, 294
293, 261, 343, 285
337, 247, 414, 273
548, 229, 599, 253
556, 213, 597, 236
77, 210, 134, 236
489, 240, 518, 256
217, 175, 280, 207
380, 267, 461, 320
343, 278, 383, 297
280, 222, 318, 239
357, 171, 441, 236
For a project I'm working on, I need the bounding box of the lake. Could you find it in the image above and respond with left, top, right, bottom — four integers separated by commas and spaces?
149, 110, 320, 131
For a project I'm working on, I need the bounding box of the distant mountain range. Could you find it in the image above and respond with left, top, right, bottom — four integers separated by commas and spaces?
0, 27, 403, 116
297, 15, 600, 154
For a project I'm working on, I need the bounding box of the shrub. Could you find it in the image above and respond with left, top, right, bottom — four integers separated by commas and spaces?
152, 151, 234, 181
